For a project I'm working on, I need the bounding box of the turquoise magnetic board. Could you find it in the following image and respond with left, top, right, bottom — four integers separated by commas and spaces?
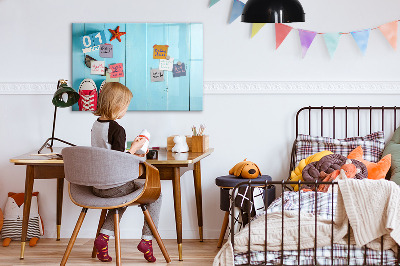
72, 23, 203, 111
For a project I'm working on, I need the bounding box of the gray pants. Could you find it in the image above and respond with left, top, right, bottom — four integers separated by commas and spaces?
92, 180, 162, 240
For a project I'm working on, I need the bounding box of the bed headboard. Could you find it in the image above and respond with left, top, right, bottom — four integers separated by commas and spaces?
290, 106, 400, 179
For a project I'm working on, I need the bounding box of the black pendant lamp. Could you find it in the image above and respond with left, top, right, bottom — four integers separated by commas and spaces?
242, 0, 305, 23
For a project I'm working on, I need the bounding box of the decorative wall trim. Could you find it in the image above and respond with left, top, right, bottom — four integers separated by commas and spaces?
0, 83, 56, 94
1, 81, 400, 95
204, 81, 400, 94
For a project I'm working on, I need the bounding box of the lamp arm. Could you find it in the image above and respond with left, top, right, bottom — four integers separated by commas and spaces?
50, 105, 58, 148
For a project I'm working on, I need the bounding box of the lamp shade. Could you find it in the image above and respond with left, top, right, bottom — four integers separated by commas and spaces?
241, 0, 305, 23
52, 84, 80, 108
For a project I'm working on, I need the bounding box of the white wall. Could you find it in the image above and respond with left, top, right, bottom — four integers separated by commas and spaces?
1, 0, 400, 239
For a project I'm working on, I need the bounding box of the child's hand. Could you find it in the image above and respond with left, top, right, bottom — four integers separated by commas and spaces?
129, 137, 147, 154
134, 149, 149, 157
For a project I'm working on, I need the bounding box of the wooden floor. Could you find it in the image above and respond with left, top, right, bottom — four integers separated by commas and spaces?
0, 239, 221, 265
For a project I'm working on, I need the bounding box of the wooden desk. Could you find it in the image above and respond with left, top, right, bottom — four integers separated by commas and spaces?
10, 147, 213, 261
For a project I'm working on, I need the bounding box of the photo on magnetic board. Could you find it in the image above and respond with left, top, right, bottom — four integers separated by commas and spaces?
72, 23, 203, 111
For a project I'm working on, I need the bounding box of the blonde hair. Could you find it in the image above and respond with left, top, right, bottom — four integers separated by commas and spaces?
93, 82, 133, 120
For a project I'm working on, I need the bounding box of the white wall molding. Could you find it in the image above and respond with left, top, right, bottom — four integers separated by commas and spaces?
0, 83, 56, 94
204, 81, 400, 94
1, 81, 400, 95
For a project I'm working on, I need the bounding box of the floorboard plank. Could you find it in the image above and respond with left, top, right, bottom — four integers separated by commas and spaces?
0, 239, 221, 265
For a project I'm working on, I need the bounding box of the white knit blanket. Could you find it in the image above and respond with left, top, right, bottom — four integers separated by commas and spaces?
213, 179, 400, 266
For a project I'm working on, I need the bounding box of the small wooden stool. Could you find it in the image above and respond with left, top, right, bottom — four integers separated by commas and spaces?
215, 175, 275, 248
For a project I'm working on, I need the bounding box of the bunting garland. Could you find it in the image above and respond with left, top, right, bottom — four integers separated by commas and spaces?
298, 30, 317, 58
351, 29, 370, 55
251, 23, 266, 38
209, 0, 220, 8
229, 0, 245, 24
378, 21, 397, 50
275, 23, 292, 49
208, 2, 399, 58
323, 33, 341, 58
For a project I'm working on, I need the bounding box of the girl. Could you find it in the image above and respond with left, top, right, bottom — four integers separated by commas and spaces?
91, 82, 161, 263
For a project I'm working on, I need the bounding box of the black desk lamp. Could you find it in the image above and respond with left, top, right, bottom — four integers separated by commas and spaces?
241, 0, 305, 23
38, 79, 80, 154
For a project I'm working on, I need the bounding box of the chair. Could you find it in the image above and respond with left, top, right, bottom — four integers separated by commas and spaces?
60, 146, 171, 265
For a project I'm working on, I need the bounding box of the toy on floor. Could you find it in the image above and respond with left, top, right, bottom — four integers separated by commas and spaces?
1, 192, 44, 247
229, 159, 261, 179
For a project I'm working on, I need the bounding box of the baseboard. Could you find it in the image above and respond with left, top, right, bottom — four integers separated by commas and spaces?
1, 81, 400, 95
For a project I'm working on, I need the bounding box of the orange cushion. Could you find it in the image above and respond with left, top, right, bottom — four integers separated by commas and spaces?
347, 146, 391, 180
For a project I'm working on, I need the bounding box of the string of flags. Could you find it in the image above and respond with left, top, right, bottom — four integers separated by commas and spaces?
210, 0, 399, 58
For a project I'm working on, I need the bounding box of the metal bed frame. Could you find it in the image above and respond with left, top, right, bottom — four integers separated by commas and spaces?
230, 106, 400, 266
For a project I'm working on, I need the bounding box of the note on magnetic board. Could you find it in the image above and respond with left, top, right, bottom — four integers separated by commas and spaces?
153, 45, 169, 59
91, 61, 105, 75
80, 30, 106, 53
109, 63, 124, 78
150, 69, 164, 82
106, 72, 119, 82
172, 63, 186, 77
100, 44, 113, 58
159, 57, 174, 71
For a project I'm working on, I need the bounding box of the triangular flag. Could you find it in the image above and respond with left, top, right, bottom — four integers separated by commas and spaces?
351, 29, 370, 55
298, 29, 317, 58
251, 23, 266, 38
229, 0, 245, 24
275, 23, 293, 49
209, 0, 220, 7
378, 21, 397, 50
323, 33, 341, 58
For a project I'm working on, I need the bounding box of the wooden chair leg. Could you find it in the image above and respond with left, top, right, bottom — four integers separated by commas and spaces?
91, 209, 108, 258
141, 205, 171, 263
60, 208, 88, 266
217, 211, 230, 248
114, 210, 121, 266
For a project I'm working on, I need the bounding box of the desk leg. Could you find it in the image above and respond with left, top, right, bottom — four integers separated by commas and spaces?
193, 161, 203, 242
20, 165, 34, 259
172, 167, 183, 261
56, 178, 64, 241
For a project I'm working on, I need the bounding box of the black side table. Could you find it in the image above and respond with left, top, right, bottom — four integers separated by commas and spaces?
215, 175, 275, 248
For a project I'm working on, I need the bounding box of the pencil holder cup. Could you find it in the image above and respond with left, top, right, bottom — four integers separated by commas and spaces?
191, 135, 209, 153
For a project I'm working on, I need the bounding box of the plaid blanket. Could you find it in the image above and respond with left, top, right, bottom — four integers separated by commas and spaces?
234, 191, 397, 265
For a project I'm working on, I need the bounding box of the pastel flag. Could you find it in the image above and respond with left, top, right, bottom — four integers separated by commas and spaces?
209, 0, 220, 7
298, 29, 317, 58
323, 33, 341, 58
351, 29, 370, 55
251, 23, 266, 38
275, 23, 293, 49
229, 0, 245, 24
378, 21, 398, 50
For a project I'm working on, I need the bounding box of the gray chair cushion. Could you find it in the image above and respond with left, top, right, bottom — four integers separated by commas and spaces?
69, 180, 145, 208
62, 146, 145, 188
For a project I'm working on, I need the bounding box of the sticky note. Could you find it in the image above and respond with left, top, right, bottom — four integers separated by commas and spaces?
106, 72, 120, 82
159, 57, 174, 71
150, 69, 165, 82
172, 63, 186, 77
80, 31, 106, 53
91, 61, 105, 75
153, 45, 169, 59
109, 63, 124, 78
99, 44, 113, 58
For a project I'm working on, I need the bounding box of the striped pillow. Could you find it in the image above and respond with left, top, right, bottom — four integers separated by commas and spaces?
294, 131, 385, 166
